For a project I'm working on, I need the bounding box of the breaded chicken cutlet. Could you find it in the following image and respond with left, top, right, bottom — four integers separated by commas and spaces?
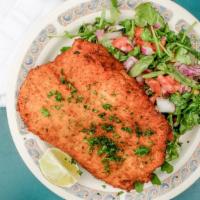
18, 39, 171, 191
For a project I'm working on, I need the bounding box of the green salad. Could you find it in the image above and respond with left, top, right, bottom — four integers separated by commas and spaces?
59, 0, 200, 192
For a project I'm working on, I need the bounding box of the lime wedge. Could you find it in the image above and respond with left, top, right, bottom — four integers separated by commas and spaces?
39, 148, 81, 187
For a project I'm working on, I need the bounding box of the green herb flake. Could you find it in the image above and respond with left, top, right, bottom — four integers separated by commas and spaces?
117, 191, 124, 196
81, 123, 96, 135
54, 105, 62, 110
47, 90, 56, 98
161, 161, 174, 174
98, 112, 106, 120
101, 158, 110, 173
144, 129, 154, 136
151, 173, 161, 185
92, 108, 99, 113
102, 103, 112, 110
135, 124, 143, 137
76, 96, 84, 103
134, 146, 150, 156
40, 107, 50, 117
109, 115, 121, 123
101, 124, 114, 132
55, 91, 63, 102
65, 81, 77, 95
60, 46, 71, 53
67, 96, 73, 103
60, 76, 66, 84
102, 184, 106, 189
121, 127, 132, 134
134, 181, 144, 193
84, 104, 90, 110
70, 158, 76, 164
77, 169, 83, 176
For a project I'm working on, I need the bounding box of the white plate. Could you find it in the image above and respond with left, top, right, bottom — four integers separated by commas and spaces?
6, 0, 200, 199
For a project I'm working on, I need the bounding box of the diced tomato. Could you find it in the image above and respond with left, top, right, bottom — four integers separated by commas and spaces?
157, 75, 181, 95
167, 132, 174, 141
135, 37, 156, 54
135, 27, 144, 38
145, 79, 161, 97
112, 36, 133, 53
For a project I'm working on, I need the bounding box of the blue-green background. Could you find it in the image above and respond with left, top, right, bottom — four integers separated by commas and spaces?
1, 1, 200, 199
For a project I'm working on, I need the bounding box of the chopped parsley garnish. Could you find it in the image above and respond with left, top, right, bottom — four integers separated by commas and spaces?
134, 146, 150, 156
135, 124, 143, 137
47, 90, 56, 98
92, 108, 99, 113
61, 78, 77, 95
117, 191, 124, 196
161, 161, 174, 174
151, 173, 161, 185
47, 90, 63, 102
40, 107, 50, 117
98, 112, 106, 120
83, 104, 90, 110
81, 123, 96, 135
76, 95, 84, 103
55, 91, 63, 102
53, 105, 62, 110
102, 103, 112, 110
121, 127, 132, 134
77, 169, 83, 176
113, 132, 121, 139
102, 184, 106, 189
70, 158, 76, 164
60, 76, 66, 84
86, 135, 122, 172
134, 181, 144, 193
109, 115, 121, 123
144, 129, 154, 136
67, 96, 73, 103
101, 158, 110, 173
60, 46, 70, 53
92, 90, 98, 95
101, 124, 114, 132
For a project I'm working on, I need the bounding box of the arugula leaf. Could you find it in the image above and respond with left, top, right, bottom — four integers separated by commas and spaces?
141, 28, 153, 42
161, 161, 174, 173
110, 0, 120, 24
134, 181, 144, 193
135, 2, 165, 28
95, 11, 112, 29
60, 46, 71, 53
175, 48, 192, 65
142, 71, 165, 78
170, 93, 200, 135
151, 173, 161, 185
120, 19, 135, 38
64, 31, 77, 39
166, 137, 181, 161
78, 24, 97, 42
176, 42, 200, 60
128, 46, 140, 57
129, 56, 154, 77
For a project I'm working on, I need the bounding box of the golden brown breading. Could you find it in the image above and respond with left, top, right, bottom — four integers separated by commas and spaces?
18, 39, 171, 191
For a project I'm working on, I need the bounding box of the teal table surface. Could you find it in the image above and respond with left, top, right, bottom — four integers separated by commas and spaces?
1, 1, 200, 199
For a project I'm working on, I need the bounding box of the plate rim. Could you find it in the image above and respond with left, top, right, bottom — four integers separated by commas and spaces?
6, 0, 200, 199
